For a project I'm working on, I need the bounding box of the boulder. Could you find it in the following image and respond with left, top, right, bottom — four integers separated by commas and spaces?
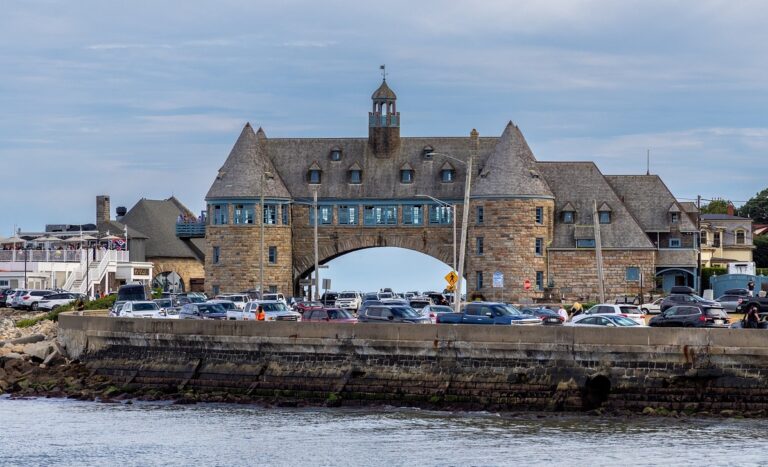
1, 352, 24, 361
23, 341, 54, 361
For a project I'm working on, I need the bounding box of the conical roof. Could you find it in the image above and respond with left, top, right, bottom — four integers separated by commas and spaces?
471, 122, 553, 197
371, 80, 396, 100
206, 123, 291, 199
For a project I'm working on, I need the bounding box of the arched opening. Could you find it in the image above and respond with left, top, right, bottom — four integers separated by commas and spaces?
583, 375, 611, 410
294, 246, 465, 300
152, 271, 185, 293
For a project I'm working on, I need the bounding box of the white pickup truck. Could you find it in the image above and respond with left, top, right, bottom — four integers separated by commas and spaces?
226, 300, 302, 321
335, 291, 362, 311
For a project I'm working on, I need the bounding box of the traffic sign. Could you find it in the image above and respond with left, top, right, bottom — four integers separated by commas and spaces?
523, 279, 531, 290
444, 270, 459, 287
492, 271, 504, 288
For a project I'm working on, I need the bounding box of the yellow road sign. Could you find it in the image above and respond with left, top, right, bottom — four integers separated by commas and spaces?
444, 270, 458, 287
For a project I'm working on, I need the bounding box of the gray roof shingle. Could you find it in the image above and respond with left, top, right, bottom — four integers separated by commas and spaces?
120, 197, 202, 259
605, 175, 697, 233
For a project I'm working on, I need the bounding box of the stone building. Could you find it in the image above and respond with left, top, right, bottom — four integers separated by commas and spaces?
204, 79, 697, 300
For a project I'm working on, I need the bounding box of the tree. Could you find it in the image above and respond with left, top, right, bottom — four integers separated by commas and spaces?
755, 236, 768, 268
700, 199, 731, 214
738, 188, 768, 223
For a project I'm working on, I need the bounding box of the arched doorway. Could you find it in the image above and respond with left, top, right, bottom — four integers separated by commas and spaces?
152, 271, 185, 293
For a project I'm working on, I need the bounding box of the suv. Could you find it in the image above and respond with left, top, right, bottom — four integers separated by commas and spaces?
583, 303, 646, 325
1, 288, 17, 307
37, 292, 82, 311
660, 287, 720, 313
320, 291, 339, 306
13, 289, 55, 311
120, 301, 165, 318
214, 294, 249, 309
649, 305, 730, 328
358, 304, 431, 324
335, 291, 362, 311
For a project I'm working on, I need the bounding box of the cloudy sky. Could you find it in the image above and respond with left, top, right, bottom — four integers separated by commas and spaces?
2, 1, 767, 292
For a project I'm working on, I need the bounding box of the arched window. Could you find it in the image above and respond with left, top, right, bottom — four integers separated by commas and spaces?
422, 145, 434, 160
736, 229, 746, 245
329, 147, 342, 161
400, 162, 414, 184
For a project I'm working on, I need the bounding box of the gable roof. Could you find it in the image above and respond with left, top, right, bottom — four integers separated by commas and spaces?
536, 162, 654, 249
701, 214, 752, 221
97, 219, 148, 239
120, 197, 203, 260
604, 175, 697, 233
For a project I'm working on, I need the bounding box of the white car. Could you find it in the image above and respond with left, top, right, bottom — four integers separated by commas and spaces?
215, 294, 249, 310
568, 313, 644, 327
335, 291, 362, 311
37, 292, 83, 311
13, 289, 55, 311
261, 293, 288, 305
640, 298, 664, 314
582, 303, 646, 325
119, 301, 165, 318
421, 304, 454, 323
229, 300, 301, 321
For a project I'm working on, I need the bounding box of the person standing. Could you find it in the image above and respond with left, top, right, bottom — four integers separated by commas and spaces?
557, 305, 568, 323
748, 279, 756, 297
744, 305, 760, 329
257, 305, 266, 321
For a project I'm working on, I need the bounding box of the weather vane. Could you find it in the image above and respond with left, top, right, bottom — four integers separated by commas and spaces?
380, 64, 387, 81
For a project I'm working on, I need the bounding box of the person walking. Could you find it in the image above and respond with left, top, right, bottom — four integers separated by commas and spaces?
257, 305, 266, 321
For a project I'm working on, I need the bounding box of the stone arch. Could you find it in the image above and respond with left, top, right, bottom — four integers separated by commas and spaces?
152, 271, 185, 293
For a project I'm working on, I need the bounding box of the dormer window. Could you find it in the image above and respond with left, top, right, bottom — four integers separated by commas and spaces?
440, 162, 455, 183
307, 162, 322, 184
400, 162, 414, 184
671, 212, 679, 223
422, 145, 434, 160
329, 147, 342, 161
597, 202, 612, 224
561, 202, 575, 224
348, 162, 362, 184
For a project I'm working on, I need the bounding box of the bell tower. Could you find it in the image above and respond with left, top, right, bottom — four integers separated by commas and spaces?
368, 67, 400, 157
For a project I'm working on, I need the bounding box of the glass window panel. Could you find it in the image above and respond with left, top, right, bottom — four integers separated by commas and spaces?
402, 205, 423, 225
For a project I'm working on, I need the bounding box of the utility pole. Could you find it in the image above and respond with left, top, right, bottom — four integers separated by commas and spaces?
593, 200, 606, 303
455, 129, 477, 314
697, 194, 702, 294
314, 189, 320, 302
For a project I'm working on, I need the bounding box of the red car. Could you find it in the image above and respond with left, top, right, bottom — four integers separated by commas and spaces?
295, 301, 324, 315
302, 308, 357, 323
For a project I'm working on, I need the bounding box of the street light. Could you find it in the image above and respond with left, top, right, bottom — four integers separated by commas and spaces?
260, 171, 275, 299
416, 194, 457, 282
426, 129, 478, 314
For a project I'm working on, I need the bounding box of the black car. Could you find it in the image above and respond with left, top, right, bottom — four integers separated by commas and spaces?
358, 304, 431, 324
178, 303, 227, 320
660, 287, 720, 313
723, 288, 750, 297
520, 306, 564, 325
320, 291, 339, 306
649, 305, 730, 328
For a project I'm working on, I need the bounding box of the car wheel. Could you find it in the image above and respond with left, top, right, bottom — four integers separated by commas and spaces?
51, 305, 59, 311
31, 302, 39, 311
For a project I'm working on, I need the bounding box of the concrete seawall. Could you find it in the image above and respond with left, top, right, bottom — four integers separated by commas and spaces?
58, 314, 768, 412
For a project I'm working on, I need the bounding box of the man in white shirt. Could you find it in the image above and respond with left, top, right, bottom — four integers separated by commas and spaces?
557, 306, 568, 322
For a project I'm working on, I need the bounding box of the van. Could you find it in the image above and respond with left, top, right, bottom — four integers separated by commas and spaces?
117, 283, 150, 302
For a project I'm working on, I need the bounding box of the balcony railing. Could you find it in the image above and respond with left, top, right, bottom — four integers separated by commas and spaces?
176, 222, 206, 238
0, 248, 130, 263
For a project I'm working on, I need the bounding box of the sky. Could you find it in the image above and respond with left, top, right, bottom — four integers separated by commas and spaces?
2, 1, 767, 292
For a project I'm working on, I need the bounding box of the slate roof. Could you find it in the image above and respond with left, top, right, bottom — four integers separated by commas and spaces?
372, 80, 397, 100
700, 214, 752, 221
605, 175, 697, 233
536, 162, 654, 249
119, 197, 203, 260
98, 220, 148, 240
679, 202, 699, 213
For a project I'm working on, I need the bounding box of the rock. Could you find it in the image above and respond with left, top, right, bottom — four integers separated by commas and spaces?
1, 352, 24, 361
642, 407, 656, 415
720, 409, 736, 417
22, 341, 54, 361
42, 349, 62, 367
3, 334, 46, 346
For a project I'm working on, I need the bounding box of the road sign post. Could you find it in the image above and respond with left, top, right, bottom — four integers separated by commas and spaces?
444, 271, 459, 304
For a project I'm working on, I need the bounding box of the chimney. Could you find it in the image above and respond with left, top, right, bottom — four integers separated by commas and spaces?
727, 202, 734, 216
96, 195, 111, 223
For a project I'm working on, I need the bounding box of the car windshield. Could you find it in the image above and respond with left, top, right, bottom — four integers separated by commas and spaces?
328, 309, 353, 319
133, 303, 159, 311
610, 316, 640, 326
154, 300, 172, 307
189, 296, 205, 303
213, 301, 236, 310
262, 303, 289, 312
339, 293, 357, 299
199, 304, 225, 313
619, 306, 640, 314
303, 301, 323, 307
705, 308, 728, 318
391, 306, 420, 318
497, 304, 523, 316
430, 306, 453, 314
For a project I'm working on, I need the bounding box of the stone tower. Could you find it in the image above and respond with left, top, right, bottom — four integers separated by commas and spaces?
368, 79, 400, 157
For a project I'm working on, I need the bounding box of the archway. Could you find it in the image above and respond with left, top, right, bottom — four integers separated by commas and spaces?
152, 271, 185, 293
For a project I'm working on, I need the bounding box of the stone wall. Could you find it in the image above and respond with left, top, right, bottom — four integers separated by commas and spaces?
58, 314, 768, 413
549, 249, 656, 301
149, 257, 205, 292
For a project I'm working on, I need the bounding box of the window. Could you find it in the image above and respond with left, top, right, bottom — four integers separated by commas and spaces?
212, 204, 228, 225
281, 204, 290, 225
429, 205, 452, 225
440, 169, 455, 182
268, 246, 277, 264
308, 169, 322, 184
669, 238, 681, 248
535, 207, 543, 224
338, 205, 358, 225
233, 204, 255, 225
349, 169, 362, 184
476, 237, 484, 255
402, 205, 424, 225
700, 230, 708, 246
212, 246, 220, 264
736, 230, 746, 245
476, 206, 484, 225
535, 238, 543, 256
329, 148, 342, 161
625, 267, 640, 281
476, 271, 484, 290
212, 285, 220, 296
563, 211, 574, 224
310, 205, 333, 225
422, 146, 434, 160
535, 271, 544, 290
400, 169, 414, 183
671, 212, 679, 223
363, 205, 397, 225
576, 239, 596, 248
268, 285, 277, 293
599, 211, 611, 224
713, 232, 721, 248
263, 204, 277, 225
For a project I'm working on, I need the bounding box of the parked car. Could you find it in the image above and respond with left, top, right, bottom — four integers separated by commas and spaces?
295, 301, 325, 315
229, 300, 302, 321
117, 283, 150, 302
179, 303, 228, 320
583, 304, 646, 325
119, 301, 165, 319
724, 288, 751, 297
1, 288, 17, 307
660, 288, 721, 314
320, 291, 339, 306
37, 293, 82, 311
649, 305, 730, 328
568, 314, 643, 327
261, 293, 287, 305
358, 299, 382, 317
335, 291, 363, 311
404, 291, 420, 300
110, 301, 126, 317
215, 294, 249, 310
716, 294, 746, 312
376, 291, 394, 300
419, 304, 453, 323
519, 306, 564, 325
206, 299, 238, 314
13, 289, 55, 311
614, 295, 640, 305
358, 304, 431, 324
640, 298, 665, 314
153, 298, 175, 312
436, 302, 541, 325
408, 297, 432, 311
303, 308, 357, 323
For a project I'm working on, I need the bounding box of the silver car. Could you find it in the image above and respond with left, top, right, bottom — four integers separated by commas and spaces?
715, 294, 745, 312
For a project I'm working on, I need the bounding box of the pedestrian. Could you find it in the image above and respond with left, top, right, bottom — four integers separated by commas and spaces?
257, 305, 265, 321
744, 305, 760, 329
557, 305, 568, 322
748, 279, 755, 297
569, 301, 583, 318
